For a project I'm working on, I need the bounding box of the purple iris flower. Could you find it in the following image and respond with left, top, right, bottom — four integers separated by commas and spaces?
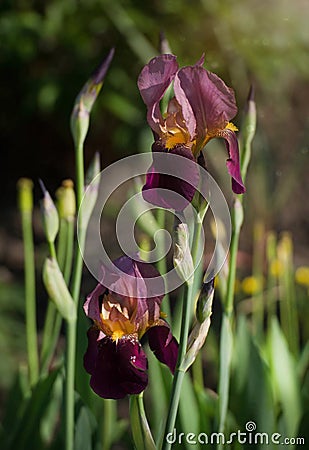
83, 255, 178, 399
138, 54, 246, 209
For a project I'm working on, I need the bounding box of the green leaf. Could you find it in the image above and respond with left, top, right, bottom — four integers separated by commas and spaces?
268, 317, 302, 436
75, 405, 97, 450
4, 369, 59, 450
230, 316, 275, 434
146, 347, 170, 441
218, 314, 233, 434
129, 394, 156, 450
179, 372, 201, 450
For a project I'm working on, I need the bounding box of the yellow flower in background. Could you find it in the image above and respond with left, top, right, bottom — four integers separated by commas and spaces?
242, 276, 263, 295
295, 266, 309, 288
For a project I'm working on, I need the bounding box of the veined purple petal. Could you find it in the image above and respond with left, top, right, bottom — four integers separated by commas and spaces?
84, 332, 148, 399
84, 327, 101, 374
113, 256, 163, 326
138, 54, 178, 134
174, 65, 238, 142
223, 129, 246, 194
83, 281, 106, 323
147, 324, 179, 374
142, 142, 199, 211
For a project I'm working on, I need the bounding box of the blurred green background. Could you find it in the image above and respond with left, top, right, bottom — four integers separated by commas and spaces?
0, 0, 308, 420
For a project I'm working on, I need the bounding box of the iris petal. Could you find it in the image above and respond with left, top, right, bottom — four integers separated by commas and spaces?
138, 54, 178, 135
84, 332, 148, 399
223, 129, 246, 194
142, 142, 200, 211
174, 65, 238, 142
147, 324, 178, 374
84, 256, 164, 327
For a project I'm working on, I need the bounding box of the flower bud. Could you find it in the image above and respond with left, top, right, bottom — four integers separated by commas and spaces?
17, 178, 33, 213
43, 257, 76, 323
39, 180, 59, 244
233, 198, 244, 232
240, 85, 256, 180
173, 222, 194, 284
56, 179, 76, 221
70, 49, 114, 149
181, 279, 214, 371
196, 279, 214, 323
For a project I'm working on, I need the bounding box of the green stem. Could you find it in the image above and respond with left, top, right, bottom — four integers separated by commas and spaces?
162, 217, 203, 450
65, 144, 85, 450
156, 208, 171, 318
162, 282, 193, 450
40, 241, 58, 369
102, 400, 116, 450
41, 220, 74, 375
218, 200, 243, 448
21, 209, 39, 386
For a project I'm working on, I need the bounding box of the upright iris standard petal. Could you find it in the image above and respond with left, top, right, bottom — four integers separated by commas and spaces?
83, 256, 178, 399
174, 65, 238, 146
142, 142, 200, 210
138, 54, 178, 135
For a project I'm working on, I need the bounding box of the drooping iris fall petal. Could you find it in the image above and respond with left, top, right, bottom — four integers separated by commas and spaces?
222, 128, 246, 194
84, 328, 148, 399
142, 142, 200, 210
147, 324, 179, 374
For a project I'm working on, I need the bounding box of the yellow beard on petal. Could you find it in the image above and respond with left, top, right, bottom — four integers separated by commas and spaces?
111, 329, 125, 342
165, 127, 189, 150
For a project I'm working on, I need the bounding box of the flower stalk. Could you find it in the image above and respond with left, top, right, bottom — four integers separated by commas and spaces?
65, 50, 114, 450
162, 216, 203, 450
17, 178, 39, 387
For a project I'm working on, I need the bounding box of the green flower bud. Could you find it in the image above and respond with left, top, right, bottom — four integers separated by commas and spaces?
56, 179, 76, 221
70, 49, 114, 149
240, 85, 257, 181
43, 257, 76, 323
181, 280, 214, 371
17, 178, 33, 213
196, 279, 215, 323
233, 198, 244, 232
173, 222, 194, 285
39, 180, 59, 244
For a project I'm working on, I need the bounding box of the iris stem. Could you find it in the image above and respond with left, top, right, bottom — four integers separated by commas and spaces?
20, 203, 39, 386
41, 219, 75, 375
162, 217, 203, 450
156, 208, 171, 318
217, 200, 243, 449
162, 282, 193, 450
65, 143, 85, 450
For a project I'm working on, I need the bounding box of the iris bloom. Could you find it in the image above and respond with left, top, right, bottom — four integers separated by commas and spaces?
83, 256, 178, 399
138, 54, 245, 209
